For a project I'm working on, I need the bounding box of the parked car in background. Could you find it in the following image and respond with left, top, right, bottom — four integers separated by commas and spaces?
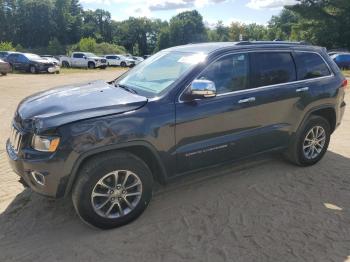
6, 41, 347, 229
328, 52, 340, 56
6, 53, 60, 74
60, 52, 107, 69
0, 51, 16, 59
104, 54, 135, 67
41, 55, 61, 66
0, 59, 11, 75
331, 53, 350, 69
132, 56, 144, 65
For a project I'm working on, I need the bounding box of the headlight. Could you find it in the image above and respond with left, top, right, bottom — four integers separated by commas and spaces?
32, 135, 60, 152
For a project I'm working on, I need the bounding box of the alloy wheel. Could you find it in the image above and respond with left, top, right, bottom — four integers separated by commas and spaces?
302, 126, 326, 160
91, 170, 142, 219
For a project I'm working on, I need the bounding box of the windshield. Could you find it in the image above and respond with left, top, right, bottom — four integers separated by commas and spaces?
25, 54, 42, 60
118, 51, 206, 96
85, 53, 97, 58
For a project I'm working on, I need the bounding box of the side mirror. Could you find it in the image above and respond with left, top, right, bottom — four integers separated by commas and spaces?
83, 56, 87, 59
189, 79, 216, 99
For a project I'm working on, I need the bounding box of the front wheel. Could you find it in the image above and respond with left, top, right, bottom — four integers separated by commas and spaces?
88, 62, 95, 69
72, 152, 153, 229
285, 115, 331, 166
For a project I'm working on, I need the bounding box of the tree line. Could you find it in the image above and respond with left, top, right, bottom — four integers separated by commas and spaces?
0, 0, 349, 56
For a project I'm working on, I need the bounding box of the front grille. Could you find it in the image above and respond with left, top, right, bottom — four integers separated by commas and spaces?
9, 125, 23, 153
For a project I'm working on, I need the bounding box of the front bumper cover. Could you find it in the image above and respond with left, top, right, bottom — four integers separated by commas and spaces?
6, 140, 66, 198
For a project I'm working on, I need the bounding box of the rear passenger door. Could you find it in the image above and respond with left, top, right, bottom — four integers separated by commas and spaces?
72, 53, 84, 67
292, 51, 334, 124
247, 50, 333, 153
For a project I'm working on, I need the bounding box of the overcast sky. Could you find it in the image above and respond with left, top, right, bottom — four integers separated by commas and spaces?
80, 0, 297, 25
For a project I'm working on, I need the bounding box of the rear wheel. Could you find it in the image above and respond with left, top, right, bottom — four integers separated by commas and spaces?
120, 61, 127, 67
285, 115, 331, 166
72, 152, 153, 229
29, 65, 37, 74
62, 61, 70, 68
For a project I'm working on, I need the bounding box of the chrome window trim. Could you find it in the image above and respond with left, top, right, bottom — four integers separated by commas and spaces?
177, 49, 334, 103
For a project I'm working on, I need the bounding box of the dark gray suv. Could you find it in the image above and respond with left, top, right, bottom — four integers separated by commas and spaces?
6, 42, 347, 229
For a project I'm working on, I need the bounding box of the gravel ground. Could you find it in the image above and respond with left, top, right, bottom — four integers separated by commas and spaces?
0, 72, 349, 262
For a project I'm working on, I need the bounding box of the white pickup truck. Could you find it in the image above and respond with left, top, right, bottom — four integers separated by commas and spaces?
60, 52, 107, 69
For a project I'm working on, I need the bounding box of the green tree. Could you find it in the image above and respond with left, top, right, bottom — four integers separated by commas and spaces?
228, 22, 245, 41
168, 10, 207, 46
76, 37, 96, 52
16, 0, 55, 48
267, 9, 299, 40
0, 41, 15, 51
47, 38, 65, 54
287, 0, 350, 49
82, 9, 112, 43
157, 27, 170, 51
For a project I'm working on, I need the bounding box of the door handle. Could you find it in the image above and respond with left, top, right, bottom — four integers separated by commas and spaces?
296, 87, 309, 93
238, 97, 256, 104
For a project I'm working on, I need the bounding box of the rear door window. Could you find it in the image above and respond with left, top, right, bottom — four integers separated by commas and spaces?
251, 52, 296, 88
294, 52, 331, 80
73, 53, 84, 59
17, 55, 27, 63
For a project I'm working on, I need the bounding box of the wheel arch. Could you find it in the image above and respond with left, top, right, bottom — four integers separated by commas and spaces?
297, 105, 337, 134
64, 141, 168, 197
88, 61, 95, 66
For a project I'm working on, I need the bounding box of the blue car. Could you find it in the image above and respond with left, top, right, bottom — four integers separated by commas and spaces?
331, 53, 350, 69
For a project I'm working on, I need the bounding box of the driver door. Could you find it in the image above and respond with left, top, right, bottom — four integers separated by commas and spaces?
175, 53, 258, 173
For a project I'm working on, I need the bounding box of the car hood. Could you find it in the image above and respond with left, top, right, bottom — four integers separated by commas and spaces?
17, 80, 148, 132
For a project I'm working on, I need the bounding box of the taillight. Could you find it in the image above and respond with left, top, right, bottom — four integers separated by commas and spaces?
342, 79, 348, 89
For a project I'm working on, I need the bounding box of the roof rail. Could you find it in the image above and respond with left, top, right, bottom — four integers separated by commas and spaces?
236, 41, 311, 46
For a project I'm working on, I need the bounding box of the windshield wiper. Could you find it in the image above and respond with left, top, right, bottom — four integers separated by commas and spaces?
115, 83, 138, 94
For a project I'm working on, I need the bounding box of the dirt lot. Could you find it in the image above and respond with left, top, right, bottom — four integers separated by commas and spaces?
0, 71, 350, 262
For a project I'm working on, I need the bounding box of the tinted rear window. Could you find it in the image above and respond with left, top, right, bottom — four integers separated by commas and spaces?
251, 52, 296, 87
294, 52, 331, 80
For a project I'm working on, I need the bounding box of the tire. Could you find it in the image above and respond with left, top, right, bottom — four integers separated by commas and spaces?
62, 61, 70, 68
285, 115, 331, 166
100, 66, 107, 70
88, 62, 95, 69
120, 61, 127, 67
1, 72, 6, 76
72, 151, 153, 229
29, 65, 37, 74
